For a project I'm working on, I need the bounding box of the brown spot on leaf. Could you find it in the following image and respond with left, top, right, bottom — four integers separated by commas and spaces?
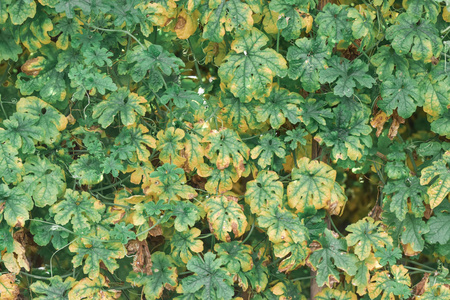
175, 16, 186, 30
126, 240, 153, 275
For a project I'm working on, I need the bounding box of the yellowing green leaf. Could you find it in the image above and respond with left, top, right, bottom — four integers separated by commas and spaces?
126, 252, 178, 300
203, 128, 249, 170
50, 189, 105, 233
69, 155, 103, 186
16, 96, 68, 145
287, 157, 336, 212
346, 217, 393, 260
316, 288, 357, 300
218, 28, 287, 102
420, 151, 450, 208
386, 13, 442, 62
170, 228, 204, 264
156, 127, 186, 167
20, 156, 66, 207
352, 253, 381, 296
273, 238, 310, 272
0, 185, 32, 227
70, 237, 126, 279
367, 265, 411, 300
68, 274, 120, 300
205, 195, 247, 242
116, 124, 157, 162
0, 140, 24, 184
149, 164, 197, 201
245, 170, 283, 215
202, 0, 253, 42
197, 163, 240, 194
257, 204, 308, 244
215, 241, 253, 273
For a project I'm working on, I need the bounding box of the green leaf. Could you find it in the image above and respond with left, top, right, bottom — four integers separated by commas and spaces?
431, 111, 450, 137
19, 156, 66, 207
69, 155, 104, 186
172, 201, 201, 232
315, 4, 353, 44
170, 228, 204, 265
257, 204, 308, 243
205, 195, 247, 242
0, 27, 22, 61
401, 213, 429, 252
285, 128, 308, 150
385, 161, 410, 179
70, 237, 126, 279
346, 217, 393, 260
203, 128, 250, 170
150, 164, 197, 201
0, 112, 43, 154
30, 276, 76, 300
0, 222, 14, 253
16, 96, 68, 145
159, 85, 203, 108
83, 47, 112, 67
308, 229, 358, 288
92, 88, 147, 128
385, 12, 442, 62
255, 88, 303, 129
0, 140, 24, 184
110, 222, 136, 244
420, 151, 450, 209
29, 218, 70, 249
425, 211, 450, 244
379, 75, 421, 118
201, 0, 253, 42
250, 133, 286, 169
214, 241, 253, 273
0, 184, 33, 227
218, 28, 287, 102
348, 7, 375, 48
383, 177, 426, 221
403, 0, 440, 23
126, 252, 178, 300
299, 98, 333, 133
245, 170, 283, 214
367, 265, 411, 300
286, 36, 332, 92
319, 57, 376, 97
181, 252, 234, 300
50, 189, 105, 233
287, 157, 336, 212
370, 45, 409, 80
375, 247, 402, 266
128, 44, 184, 83
7, 0, 36, 25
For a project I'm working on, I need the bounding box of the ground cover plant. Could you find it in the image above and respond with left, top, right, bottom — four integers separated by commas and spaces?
1, 0, 450, 299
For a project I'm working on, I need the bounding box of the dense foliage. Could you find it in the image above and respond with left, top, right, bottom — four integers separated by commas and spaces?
1, 0, 450, 299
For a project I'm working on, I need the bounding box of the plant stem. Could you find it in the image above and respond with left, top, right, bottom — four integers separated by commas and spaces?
86, 23, 144, 48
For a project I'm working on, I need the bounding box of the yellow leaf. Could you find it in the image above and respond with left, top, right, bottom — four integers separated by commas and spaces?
0, 274, 19, 300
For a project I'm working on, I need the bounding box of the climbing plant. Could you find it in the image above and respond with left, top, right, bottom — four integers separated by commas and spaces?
1, 0, 450, 299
